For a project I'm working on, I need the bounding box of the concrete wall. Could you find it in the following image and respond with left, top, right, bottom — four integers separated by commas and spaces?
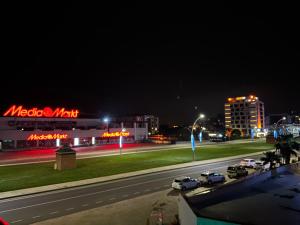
178, 194, 197, 225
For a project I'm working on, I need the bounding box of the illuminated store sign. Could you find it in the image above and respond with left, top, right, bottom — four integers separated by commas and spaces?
27, 134, 68, 141
3, 105, 79, 118
102, 131, 130, 137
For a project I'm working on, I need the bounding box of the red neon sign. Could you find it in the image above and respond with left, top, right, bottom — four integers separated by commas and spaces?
27, 134, 68, 141
3, 105, 79, 118
102, 131, 130, 137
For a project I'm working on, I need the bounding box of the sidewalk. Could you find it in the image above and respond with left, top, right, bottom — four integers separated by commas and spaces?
32, 189, 178, 225
0, 150, 267, 200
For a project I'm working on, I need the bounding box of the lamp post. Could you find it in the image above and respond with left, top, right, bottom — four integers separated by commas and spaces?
119, 128, 126, 155
191, 114, 205, 161
103, 117, 110, 144
274, 117, 286, 138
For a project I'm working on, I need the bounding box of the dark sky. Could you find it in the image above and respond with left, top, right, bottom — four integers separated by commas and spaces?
1, 2, 299, 124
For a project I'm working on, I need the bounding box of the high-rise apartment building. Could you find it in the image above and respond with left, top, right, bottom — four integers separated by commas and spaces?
225, 95, 265, 136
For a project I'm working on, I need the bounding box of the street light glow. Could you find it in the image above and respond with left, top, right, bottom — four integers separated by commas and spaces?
103, 117, 109, 123
282, 117, 286, 120
199, 114, 205, 119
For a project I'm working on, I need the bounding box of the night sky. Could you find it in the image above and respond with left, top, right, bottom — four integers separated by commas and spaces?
1, 2, 299, 124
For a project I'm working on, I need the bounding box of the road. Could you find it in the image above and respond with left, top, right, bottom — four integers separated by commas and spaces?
0, 154, 261, 225
0, 139, 258, 166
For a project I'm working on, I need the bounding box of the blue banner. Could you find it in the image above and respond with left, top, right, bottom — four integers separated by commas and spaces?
273, 130, 278, 139
191, 134, 196, 152
198, 131, 202, 143
251, 129, 255, 140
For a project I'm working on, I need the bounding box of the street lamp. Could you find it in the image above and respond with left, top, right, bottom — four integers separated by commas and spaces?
119, 128, 126, 155
191, 113, 205, 161
274, 117, 286, 138
103, 117, 110, 144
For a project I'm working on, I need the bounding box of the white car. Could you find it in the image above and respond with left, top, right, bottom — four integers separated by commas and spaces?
240, 158, 256, 168
254, 161, 271, 171
199, 172, 225, 185
172, 176, 200, 190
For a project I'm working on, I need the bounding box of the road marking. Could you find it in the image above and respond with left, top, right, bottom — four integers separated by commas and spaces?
49, 211, 58, 215
82, 204, 88, 207
122, 194, 129, 198
0, 154, 260, 205
134, 192, 140, 195
109, 197, 116, 201
32, 215, 41, 219
96, 200, 103, 204
11, 220, 23, 224
0, 165, 230, 214
66, 208, 74, 211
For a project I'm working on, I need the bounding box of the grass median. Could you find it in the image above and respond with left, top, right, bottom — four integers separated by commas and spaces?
0, 141, 274, 192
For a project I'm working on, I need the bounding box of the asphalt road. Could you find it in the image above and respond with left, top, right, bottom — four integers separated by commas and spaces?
0, 154, 261, 225
0, 139, 257, 166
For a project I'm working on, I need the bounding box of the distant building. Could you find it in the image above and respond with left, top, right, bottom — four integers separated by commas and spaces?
224, 95, 265, 136
0, 105, 148, 150
266, 112, 300, 128
265, 113, 290, 128
116, 115, 159, 135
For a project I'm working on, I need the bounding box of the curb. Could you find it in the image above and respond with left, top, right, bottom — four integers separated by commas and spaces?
0, 150, 268, 200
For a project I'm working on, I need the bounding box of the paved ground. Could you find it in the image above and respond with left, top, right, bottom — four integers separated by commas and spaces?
31, 189, 179, 225
29, 168, 258, 225
0, 154, 261, 225
0, 139, 258, 166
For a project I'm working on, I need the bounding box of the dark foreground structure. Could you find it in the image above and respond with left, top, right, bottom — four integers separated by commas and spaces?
179, 163, 300, 225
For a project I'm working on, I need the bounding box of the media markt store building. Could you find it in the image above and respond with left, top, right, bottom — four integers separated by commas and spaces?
0, 105, 148, 150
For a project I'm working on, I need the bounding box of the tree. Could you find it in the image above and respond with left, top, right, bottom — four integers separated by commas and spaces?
260, 151, 281, 169
231, 129, 241, 140
276, 134, 298, 164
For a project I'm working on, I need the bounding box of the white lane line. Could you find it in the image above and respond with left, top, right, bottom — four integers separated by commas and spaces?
109, 197, 116, 201
96, 200, 103, 204
11, 220, 23, 224
122, 194, 129, 198
32, 215, 41, 219
82, 204, 88, 207
0, 165, 228, 214
49, 211, 58, 215
0, 154, 250, 204
134, 192, 140, 195
66, 208, 74, 211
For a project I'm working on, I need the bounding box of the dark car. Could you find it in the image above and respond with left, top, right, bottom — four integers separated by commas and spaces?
227, 165, 248, 179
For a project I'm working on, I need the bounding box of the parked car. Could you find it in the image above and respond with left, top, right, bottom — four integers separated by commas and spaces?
240, 158, 256, 168
254, 161, 271, 171
227, 165, 248, 179
172, 176, 200, 190
199, 172, 225, 185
